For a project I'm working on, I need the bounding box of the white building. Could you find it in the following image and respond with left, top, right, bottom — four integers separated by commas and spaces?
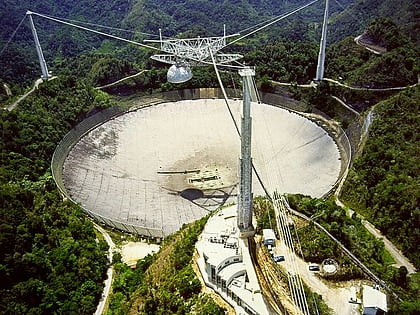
362, 285, 388, 315
196, 206, 270, 315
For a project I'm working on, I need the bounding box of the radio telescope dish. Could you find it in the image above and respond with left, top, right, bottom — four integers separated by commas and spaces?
167, 64, 193, 83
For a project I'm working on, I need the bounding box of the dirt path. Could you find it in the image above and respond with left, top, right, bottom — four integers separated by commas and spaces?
95, 70, 148, 90
6, 77, 51, 111
335, 178, 416, 275
93, 223, 115, 315
334, 136, 417, 275
362, 220, 416, 274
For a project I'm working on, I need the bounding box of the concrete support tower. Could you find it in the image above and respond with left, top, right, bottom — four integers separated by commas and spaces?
315, 0, 329, 81
27, 11, 50, 80
237, 67, 255, 237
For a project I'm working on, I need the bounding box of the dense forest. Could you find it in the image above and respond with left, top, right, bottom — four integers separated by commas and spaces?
325, 19, 419, 88
1, 0, 419, 313
341, 87, 419, 267
0, 77, 115, 313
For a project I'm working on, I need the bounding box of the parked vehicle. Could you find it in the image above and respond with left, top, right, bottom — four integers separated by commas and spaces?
308, 265, 320, 271
273, 256, 285, 262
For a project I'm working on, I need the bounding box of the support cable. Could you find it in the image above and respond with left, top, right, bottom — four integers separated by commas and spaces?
209, 48, 272, 199
225, 0, 320, 47
0, 15, 27, 57
209, 48, 240, 136
28, 12, 160, 38
26, 11, 159, 51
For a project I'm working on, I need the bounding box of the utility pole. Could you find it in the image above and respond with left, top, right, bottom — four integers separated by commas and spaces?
27, 11, 50, 80
315, 0, 329, 81
237, 67, 255, 238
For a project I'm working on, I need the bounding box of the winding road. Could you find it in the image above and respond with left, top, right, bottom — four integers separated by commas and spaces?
93, 223, 115, 315
333, 119, 417, 276
95, 70, 148, 90
6, 78, 44, 111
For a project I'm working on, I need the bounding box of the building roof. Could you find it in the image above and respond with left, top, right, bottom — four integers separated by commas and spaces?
262, 229, 276, 240
363, 285, 387, 312
218, 262, 246, 283
195, 205, 270, 315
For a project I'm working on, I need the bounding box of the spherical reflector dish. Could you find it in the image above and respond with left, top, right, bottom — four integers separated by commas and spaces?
167, 64, 193, 83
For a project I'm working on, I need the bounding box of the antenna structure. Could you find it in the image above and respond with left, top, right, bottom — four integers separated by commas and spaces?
146, 33, 242, 66
145, 32, 243, 83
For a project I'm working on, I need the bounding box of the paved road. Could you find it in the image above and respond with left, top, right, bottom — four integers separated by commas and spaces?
7, 78, 44, 111
324, 78, 419, 91
3, 83, 12, 96
95, 70, 148, 90
362, 220, 416, 274
93, 223, 115, 315
274, 240, 360, 315
354, 35, 386, 55
331, 95, 360, 115
269, 78, 419, 91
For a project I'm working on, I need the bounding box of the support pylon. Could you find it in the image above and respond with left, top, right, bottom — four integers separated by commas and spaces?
315, 0, 329, 81
27, 11, 50, 80
238, 67, 255, 238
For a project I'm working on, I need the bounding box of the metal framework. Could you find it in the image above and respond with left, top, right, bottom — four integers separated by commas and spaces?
146, 31, 242, 66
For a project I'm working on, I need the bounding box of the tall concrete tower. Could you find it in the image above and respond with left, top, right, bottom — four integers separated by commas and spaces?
315, 0, 329, 81
237, 67, 255, 238
27, 11, 50, 80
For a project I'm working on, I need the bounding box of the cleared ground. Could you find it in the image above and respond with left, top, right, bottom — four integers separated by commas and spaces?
63, 99, 341, 236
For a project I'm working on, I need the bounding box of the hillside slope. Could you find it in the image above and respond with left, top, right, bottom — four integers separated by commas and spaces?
341, 86, 419, 268
329, 0, 419, 42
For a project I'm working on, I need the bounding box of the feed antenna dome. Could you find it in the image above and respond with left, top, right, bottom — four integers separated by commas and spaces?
167, 64, 193, 83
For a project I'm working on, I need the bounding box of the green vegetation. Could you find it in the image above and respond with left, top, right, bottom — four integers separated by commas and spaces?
1, 0, 419, 313
326, 19, 419, 88
106, 252, 155, 315
254, 196, 277, 232
288, 195, 390, 280
341, 87, 419, 268
123, 0, 348, 39
304, 286, 334, 315
0, 77, 114, 313
244, 40, 318, 84
286, 195, 420, 312
106, 216, 226, 314
329, 0, 419, 43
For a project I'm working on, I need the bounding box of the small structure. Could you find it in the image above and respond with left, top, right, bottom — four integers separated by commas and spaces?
262, 229, 276, 246
321, 258, 338, 275
362, 285, 387, 315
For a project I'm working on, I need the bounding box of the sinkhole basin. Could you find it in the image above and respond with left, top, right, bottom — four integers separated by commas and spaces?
62, 98, 341, 237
